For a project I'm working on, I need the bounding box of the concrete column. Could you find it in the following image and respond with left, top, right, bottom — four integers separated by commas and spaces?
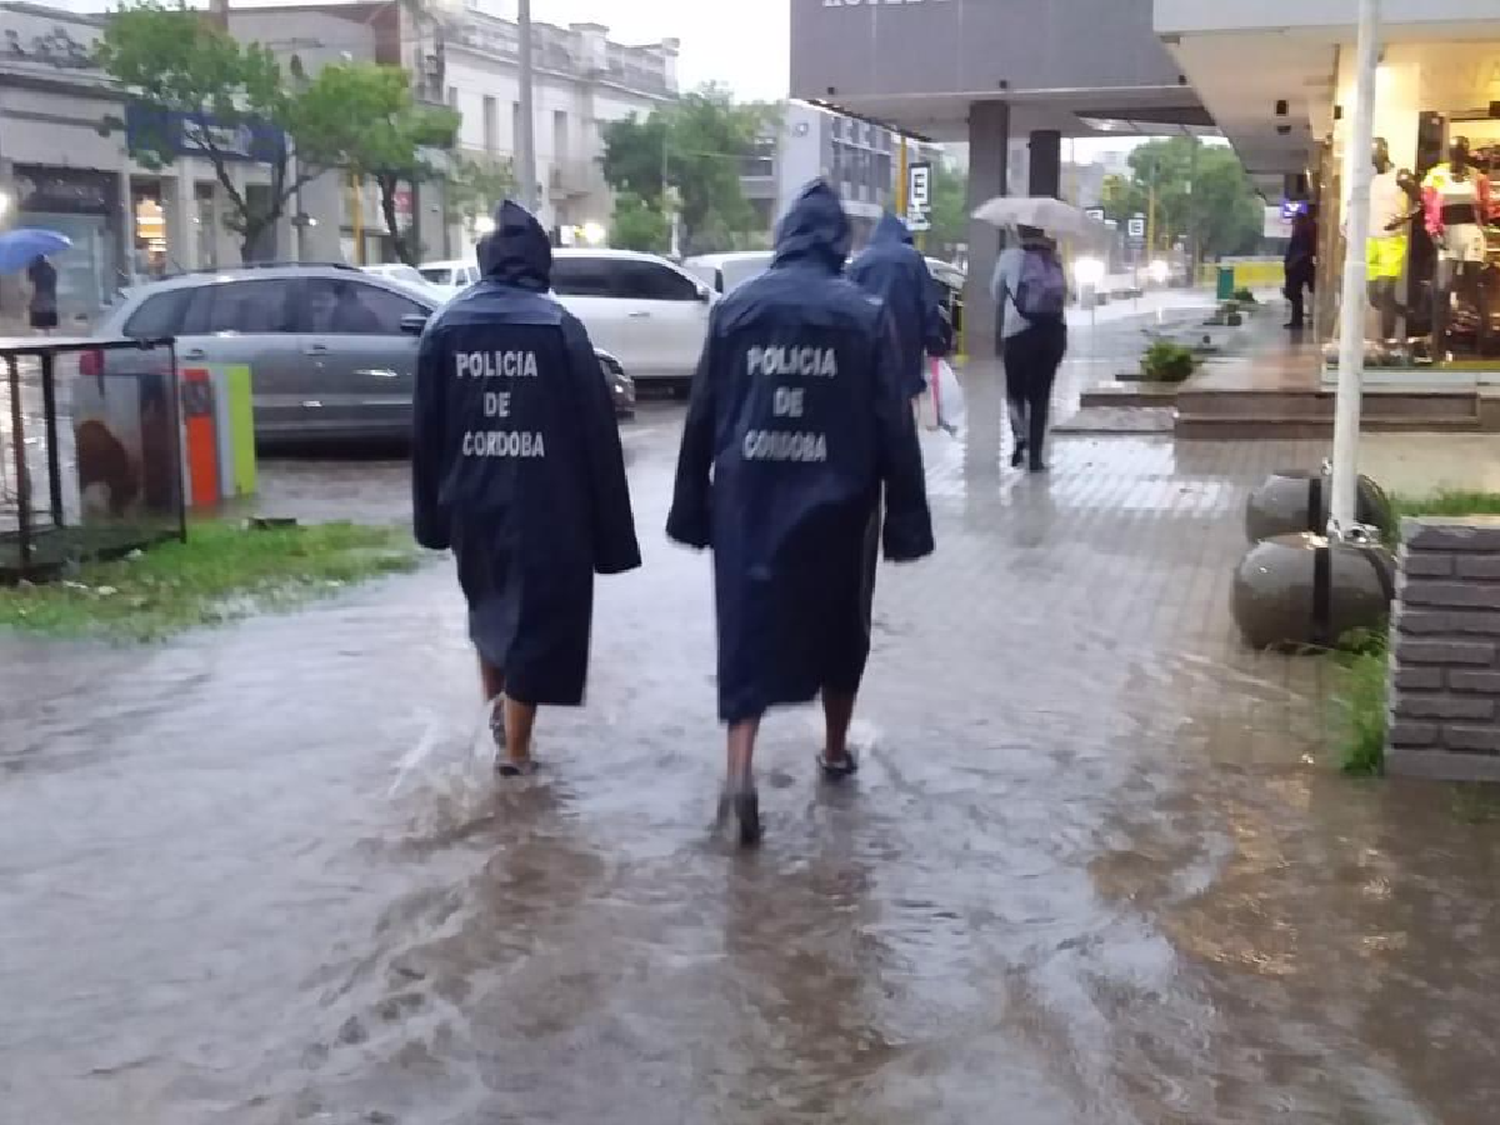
165, 163, 195, 272
966, 99, 1009, 359
117, 169, 135, 284
1028, 130, 1062, 199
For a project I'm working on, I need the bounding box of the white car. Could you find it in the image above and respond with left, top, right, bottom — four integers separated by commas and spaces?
683, 251, 774, 295
550, 249, 714, 384
418, 249, 713, 383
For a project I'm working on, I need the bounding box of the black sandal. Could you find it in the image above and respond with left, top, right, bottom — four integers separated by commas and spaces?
495, 757, 538, 778
817, 749, 859, 781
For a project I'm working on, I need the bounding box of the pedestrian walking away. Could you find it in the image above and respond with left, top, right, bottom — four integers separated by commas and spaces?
667, 179, 935, 846
991, 225, 1068, 471
846, 211, 950, 401
412, 200, 641, 776
26, 255, 57, 334
1283, 205, 1318, 330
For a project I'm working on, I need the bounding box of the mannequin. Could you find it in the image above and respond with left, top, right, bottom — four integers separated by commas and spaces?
1423, 136, 1495, 360
1366, 137, 1422, 343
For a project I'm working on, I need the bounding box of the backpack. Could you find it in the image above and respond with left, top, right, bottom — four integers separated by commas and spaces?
1014, 248, 1066, 322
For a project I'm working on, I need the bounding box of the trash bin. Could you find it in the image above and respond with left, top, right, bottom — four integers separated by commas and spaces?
1216, 265, 1235, 301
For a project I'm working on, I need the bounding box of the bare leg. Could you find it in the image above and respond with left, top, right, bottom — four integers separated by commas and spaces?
503, 696, 538, 766
478, 656, 505, 702
726, 718, 760, 790
723, 718, 762, 846
822, 691, 856, 764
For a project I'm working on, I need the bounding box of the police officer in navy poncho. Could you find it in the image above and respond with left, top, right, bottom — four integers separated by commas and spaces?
413, 201, 640, 776
667, 180, 934, 845
846, 211, 949, 400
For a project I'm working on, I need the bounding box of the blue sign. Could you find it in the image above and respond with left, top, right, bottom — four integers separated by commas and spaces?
125, 103, 286, 164
1281, 198, 1308, 222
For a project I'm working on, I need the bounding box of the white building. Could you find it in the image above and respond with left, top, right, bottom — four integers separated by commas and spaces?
442, 9, 679, 249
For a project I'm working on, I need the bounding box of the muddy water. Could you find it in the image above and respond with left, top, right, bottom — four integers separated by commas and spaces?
4, 381, 1500, 1124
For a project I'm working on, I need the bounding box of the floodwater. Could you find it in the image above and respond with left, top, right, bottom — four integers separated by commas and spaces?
4, 346, 1500, 1124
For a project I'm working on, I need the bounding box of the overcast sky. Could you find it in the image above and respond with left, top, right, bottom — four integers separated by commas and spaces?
528, 0, 790, 101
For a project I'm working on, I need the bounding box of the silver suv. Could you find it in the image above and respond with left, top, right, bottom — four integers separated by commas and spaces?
95, 263, 633, 443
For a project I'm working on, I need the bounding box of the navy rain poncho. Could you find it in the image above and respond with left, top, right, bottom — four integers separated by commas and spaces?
845, 211, 948, 398
667, 181, 935, 723
413, 201, 640, 706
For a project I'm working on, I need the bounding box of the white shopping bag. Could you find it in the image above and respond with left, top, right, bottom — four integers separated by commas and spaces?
927, 357, 964, 436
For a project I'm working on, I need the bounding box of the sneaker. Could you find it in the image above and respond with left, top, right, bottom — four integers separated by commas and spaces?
495, 757, 539, 779
817, 749, 859, 781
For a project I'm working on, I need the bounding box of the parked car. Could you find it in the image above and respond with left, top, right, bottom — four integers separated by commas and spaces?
360, 262, 442, 296
94, 262, 635, 444
416, 259, 479, 296
549, 249, 715, 385
683, 251, 774, 295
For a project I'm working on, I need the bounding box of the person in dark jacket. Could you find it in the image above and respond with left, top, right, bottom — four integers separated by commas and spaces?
413, 200, 641, 776
1284, 206, 1318, 330
667, 180, 935, 845
846, 212, 948, 399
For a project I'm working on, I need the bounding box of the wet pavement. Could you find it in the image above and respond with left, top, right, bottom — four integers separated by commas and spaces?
5, 321, 1500, 1124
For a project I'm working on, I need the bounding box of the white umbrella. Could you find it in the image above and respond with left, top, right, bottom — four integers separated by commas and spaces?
971, 196, 1103, 237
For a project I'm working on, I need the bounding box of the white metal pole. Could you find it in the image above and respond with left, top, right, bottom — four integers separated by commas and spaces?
1330, 0, 1381, 536
517, 0, 538, 213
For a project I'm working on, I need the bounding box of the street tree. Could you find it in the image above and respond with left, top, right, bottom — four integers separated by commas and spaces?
446, 155, 518, 238
302, 63, 459, 265
927, 160, 969, 258
1099, 137, 1264, 265
601, 85, 774, 254
98, 2, 298, 261
609, 191, 670, 254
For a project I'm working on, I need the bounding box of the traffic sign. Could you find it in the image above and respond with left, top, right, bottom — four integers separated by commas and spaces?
1127, 213, 1146, 246
906, 161, 932, 232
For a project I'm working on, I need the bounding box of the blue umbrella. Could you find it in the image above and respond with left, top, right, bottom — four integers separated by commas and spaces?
0, 228, 71, 274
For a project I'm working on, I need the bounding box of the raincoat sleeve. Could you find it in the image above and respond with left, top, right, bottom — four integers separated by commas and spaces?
921, 267, 948, 358
562, 315, 642, 575
873, 309, 935, 563
411, 325, 451, 551
665, 313, 717, 550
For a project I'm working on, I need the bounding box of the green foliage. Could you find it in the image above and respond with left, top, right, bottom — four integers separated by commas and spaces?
610, 192, 670, 254
1333, 640, 1388, 775
446, 154, 517, 233
928, 160, 968, 257
0, 521, 415, 641
1099, 137, 1264, 264
99, 4, 456, 263
295, 63, 459, 265
98, 2, 294, 257
601, 85, 775, 254
1139, 340, 1197, 382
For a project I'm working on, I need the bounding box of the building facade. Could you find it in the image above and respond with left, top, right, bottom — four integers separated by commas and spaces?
790, 0, 1207, 354
1158, 1, 1500, 367
745, 99, 942, 247
442, 9, 678, 251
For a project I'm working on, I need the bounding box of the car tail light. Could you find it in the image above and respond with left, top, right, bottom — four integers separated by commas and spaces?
77, 348, 104, 377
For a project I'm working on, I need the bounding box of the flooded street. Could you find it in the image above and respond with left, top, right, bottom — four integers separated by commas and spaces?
4, 361, 1500, 1124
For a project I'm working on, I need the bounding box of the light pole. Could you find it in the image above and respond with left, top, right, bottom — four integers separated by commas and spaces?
517, 0, 538, 213
1330, 0, 1381, 537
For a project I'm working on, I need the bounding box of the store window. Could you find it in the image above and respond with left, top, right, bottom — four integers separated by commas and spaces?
132, 183, 167, 278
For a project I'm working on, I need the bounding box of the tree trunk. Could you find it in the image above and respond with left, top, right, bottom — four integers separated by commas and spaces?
378, 176, 415, 266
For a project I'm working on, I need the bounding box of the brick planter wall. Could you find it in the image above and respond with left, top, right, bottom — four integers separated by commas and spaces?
1387, 516, 1500, 781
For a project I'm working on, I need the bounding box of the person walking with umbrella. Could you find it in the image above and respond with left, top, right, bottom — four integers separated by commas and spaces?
973, 198, 1085, 472
667, 180, 934, 846
26, 254, 57, 335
